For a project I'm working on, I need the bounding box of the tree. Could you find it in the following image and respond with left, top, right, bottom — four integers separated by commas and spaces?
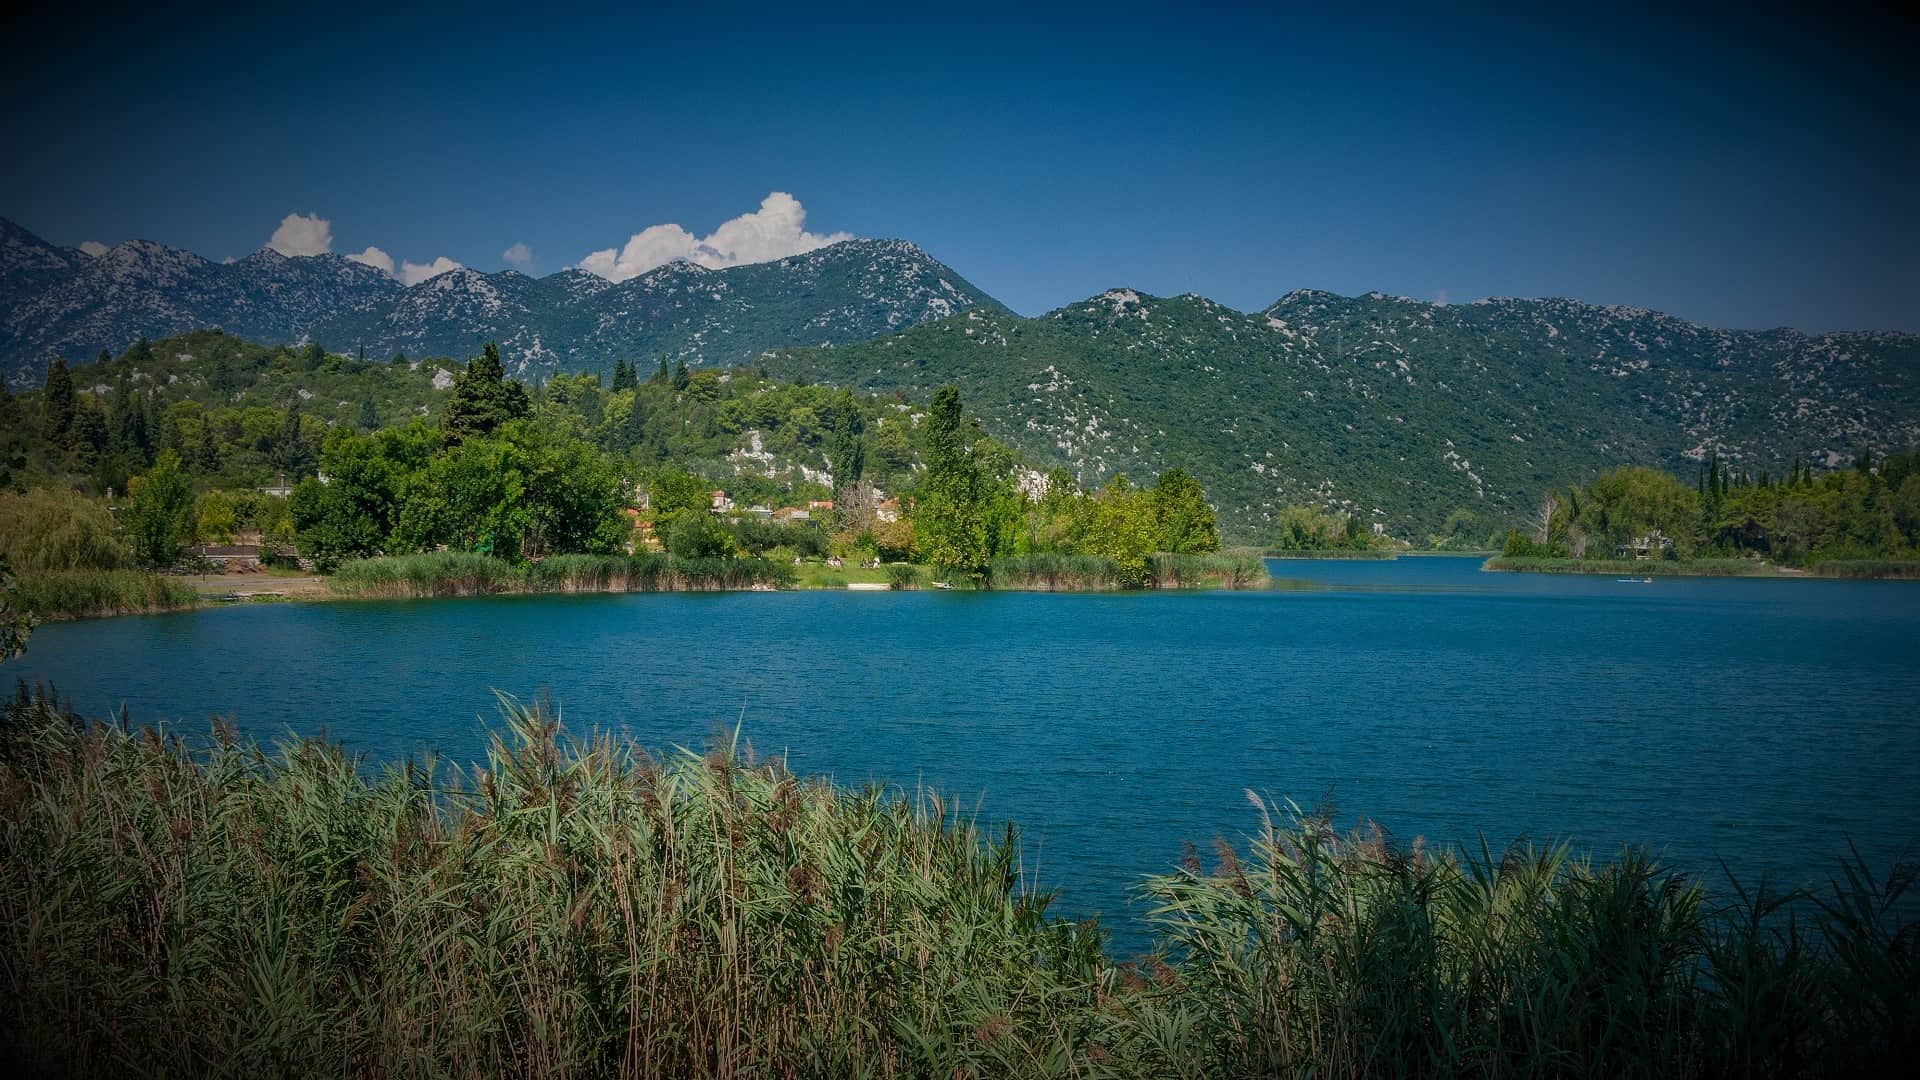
610, 357, 637, 392
1149, 468, 1219, 553
671, 359, 691, 392
442, 343, 530, 444
272, 407, 314, 476
357, 395, 380, 431
913, 386, 995, 578
124, 450, 197, 567
662, 511, 735, 559
826, 390, 866, 489
42, 357, 75, 445
196, 490, 239, 545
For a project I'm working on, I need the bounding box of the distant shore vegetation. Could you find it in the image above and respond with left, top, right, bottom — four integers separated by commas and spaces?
1, 335, 1255, 618
1492, 453, 1920, 577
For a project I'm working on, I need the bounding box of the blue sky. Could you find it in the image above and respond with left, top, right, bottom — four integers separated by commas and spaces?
5, 8, 1914, 330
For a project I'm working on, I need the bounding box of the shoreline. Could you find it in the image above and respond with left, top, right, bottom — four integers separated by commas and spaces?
1483, 555, 1920, 580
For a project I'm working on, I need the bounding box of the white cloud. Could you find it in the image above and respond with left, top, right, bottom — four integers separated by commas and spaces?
267, 212, 333, 256
79, 240, 108, 257
579, 192, 852, 282
346, 246, 395, 276
502, 242, 534, 269
400, 257, 462, 286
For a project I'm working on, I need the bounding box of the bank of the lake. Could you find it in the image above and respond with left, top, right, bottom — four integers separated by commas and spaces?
1485, 554, 1920, 579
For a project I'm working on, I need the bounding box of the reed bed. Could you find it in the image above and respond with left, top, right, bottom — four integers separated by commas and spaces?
1483, 557, 1783, 577
7, 569, 199, 619
0, 686, 1912, 1078
987, 553, 1269, 591
328, 552, 794, 598
1810, 559, 1920, 580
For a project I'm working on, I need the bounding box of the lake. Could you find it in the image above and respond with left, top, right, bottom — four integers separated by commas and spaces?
13, 556, 1919, 953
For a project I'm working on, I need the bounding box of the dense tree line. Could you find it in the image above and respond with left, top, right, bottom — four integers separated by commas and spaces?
1504, 452, 1920, 564
7, 337, 1233, 585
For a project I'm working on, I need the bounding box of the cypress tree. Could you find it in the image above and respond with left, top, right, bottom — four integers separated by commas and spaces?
42, 357, 76, 445
671, 359, 690, 392
358, 395, 380, 431
653, 357, 668, 384
611, 357, 636, 392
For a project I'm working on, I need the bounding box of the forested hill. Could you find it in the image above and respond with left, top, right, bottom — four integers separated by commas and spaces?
0, 218, 1003, 386
759, 288, 1920, 537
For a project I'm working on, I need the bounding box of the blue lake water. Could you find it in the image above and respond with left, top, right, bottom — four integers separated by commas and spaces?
12, 556, 1920, 952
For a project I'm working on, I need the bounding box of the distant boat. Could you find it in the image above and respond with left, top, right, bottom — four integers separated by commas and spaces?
1617, 577, 1654, 583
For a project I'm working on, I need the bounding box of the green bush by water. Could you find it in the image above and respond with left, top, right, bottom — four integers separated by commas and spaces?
2, 686, 1911, 1078
7, 568, 199, 619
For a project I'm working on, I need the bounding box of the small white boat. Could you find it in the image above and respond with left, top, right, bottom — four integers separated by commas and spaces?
846, 582, 889, 591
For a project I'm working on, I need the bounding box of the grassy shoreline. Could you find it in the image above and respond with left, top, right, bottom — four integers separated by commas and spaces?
10, 569, 201, 620
1485, 555, 1920, 580
1, 686, 1912, 1077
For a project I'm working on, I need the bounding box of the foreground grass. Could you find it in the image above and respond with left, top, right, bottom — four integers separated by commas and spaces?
2, 686, 1912, 1078
328, 551, 794, 598
8, 569, 200, 619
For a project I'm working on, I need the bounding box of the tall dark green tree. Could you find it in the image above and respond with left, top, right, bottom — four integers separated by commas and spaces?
272, 407, 313, 476
442, 343, 531, 444
610, 357, 637, 392
914, 386, 994, 577
41, 358, 75, 445
358, 395, 380, 432
671, 359, 690, 392
826, 390, 866, 488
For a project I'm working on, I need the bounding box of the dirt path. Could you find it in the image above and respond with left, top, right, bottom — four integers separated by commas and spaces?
185, 572, 331, 600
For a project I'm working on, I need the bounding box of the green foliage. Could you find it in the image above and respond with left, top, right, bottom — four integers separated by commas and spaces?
1148, 467, 1219, 553
123, 451, 196, 568
4, 568, 198, 619
327, 551, 792, 597
1270, 504, 1386, 552
40, 356, 74, 445
0, 487, 129, 572
763, 291, 1920, 541
0, 559, 33, 658
441, 342, 531, 444
661, 511, 737, 559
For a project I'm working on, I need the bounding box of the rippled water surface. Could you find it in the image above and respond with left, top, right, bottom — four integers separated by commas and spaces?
16, 557, 1920, 949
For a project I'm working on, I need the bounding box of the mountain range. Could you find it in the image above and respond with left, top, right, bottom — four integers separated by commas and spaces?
762, 288, 1920, 536
0, 218, 1001, 386
5, 215, 1915, 537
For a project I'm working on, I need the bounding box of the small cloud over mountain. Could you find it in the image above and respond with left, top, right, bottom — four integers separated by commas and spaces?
347, 246, 395, 276
400, 256, 462, 285
502, 242, 533, 270
267, 212, 332, 256
579, 192, 852, 283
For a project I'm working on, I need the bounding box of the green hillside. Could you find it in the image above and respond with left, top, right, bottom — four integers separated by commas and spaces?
758, 289, 1920, 540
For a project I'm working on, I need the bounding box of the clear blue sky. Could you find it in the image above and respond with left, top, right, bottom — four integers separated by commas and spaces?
5, 8, 1914, 330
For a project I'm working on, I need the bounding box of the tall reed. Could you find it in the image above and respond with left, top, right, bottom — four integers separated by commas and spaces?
1, 687, 1912, 1078
328, 552, 795, 598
